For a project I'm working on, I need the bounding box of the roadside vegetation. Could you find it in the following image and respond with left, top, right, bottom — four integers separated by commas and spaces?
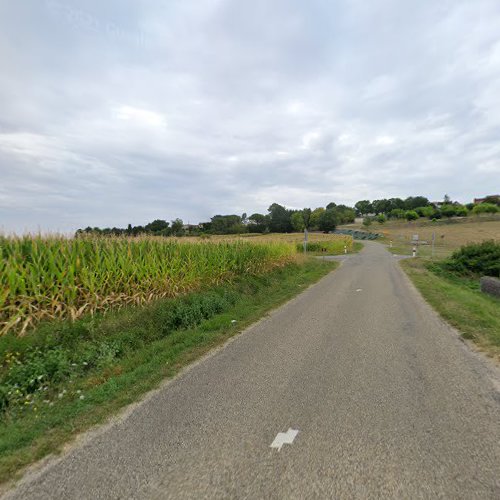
0, 256, 337, 484
401, 240, 500, 359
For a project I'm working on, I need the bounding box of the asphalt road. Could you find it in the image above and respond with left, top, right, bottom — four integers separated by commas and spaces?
5, 242, 500, 499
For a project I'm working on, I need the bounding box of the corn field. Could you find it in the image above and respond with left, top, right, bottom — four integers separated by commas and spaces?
0, 236, 298, 336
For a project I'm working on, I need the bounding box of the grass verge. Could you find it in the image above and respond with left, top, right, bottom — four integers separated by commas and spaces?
0, 258, 335, 485
401, 258, 500, 358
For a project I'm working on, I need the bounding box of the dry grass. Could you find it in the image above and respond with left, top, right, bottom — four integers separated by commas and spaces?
342, 217, 500, 258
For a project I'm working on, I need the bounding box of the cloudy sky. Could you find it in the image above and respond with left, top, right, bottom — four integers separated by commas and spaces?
1, 0, 499, 233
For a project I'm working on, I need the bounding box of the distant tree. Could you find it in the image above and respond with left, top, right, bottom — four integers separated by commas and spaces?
404, 196, 430, 210
405, 210, 419, 221
291, 211, 305, 232
465, 203, 475, 211
171, 218, 184, 236
355, 200, 372, 216
326, 202, 337, 210
309, 207, 325, 230
454, 205, 468, 217
318, 209, 338, 232
145, 219, 170, 233
377, 214, 387, 224
483, 195, 500, 206
248, 213, 269, 233
268, 203, 293, 233
443, 194, 451, 204
372, 199, 391, 214
210, 215, 243, 234
362, 217, 372, 227
387, 198, 405, 211
302, 208, 312, 229
333, 205, 356, 224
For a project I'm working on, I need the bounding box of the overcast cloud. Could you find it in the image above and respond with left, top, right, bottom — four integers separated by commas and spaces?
1, 0, 499, 233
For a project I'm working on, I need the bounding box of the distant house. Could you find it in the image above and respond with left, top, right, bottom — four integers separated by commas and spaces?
431, 201, 445, 208
474, 195, 500, 204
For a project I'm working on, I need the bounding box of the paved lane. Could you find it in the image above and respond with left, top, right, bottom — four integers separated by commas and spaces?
5, 242, 500, 499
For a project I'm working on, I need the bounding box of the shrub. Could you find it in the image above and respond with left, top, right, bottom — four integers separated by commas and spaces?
442, 240, 500, 278
405, 210, 418, 221
473, 203, 498, 215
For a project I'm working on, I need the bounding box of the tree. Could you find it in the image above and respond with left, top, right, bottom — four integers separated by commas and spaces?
268, 203, 293, 233
318, 209, 338, 232
404, 196, 430, 210
355, 200, 372, 216
483, 195, 500, 206
291, 211, 305, 232
387, 198, 405, 211
443, 194, 451, 204
405, 210, 419, 221
362, 217, 372, 227
248, 213, 269, 233
372, 199, 391, 214
377, 214, 387, 224
145, 219, 170, 233
326, 202, 337, 210
309, 207, 325, 230
302, 208, 312, 229
171, 218, 184, 236
210, 215, 243, 234
332, 205, 356, 224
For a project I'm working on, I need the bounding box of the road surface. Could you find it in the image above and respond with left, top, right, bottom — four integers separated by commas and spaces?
5, 242, 500, 499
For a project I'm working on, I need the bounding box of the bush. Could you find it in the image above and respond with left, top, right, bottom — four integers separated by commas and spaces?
442, 241, 500, 278
405, 210, 419, 221
473, 203, 498, 215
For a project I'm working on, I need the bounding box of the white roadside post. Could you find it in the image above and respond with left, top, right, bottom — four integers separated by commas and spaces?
412, 234, 419, 257
303, 228, 308, 254
344, 244, 347, 254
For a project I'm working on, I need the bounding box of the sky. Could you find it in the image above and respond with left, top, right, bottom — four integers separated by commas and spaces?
1, 0, 499, 233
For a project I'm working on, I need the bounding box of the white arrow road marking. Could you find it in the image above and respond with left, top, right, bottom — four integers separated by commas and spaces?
270, 428, 299, 451
356, 289, 362, 292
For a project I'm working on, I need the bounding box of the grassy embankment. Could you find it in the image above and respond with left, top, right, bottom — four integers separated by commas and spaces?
0, 235, 343, 484
402, 258, 499, 358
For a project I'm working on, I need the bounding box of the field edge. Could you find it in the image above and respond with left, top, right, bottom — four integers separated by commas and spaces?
0, 258, 337, 488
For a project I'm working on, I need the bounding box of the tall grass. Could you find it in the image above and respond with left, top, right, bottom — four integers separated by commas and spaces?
0, 236, 297, 335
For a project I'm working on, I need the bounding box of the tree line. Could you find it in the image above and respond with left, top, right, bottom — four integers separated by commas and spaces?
356, 194, 499, 226
76, 195, 500, 237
